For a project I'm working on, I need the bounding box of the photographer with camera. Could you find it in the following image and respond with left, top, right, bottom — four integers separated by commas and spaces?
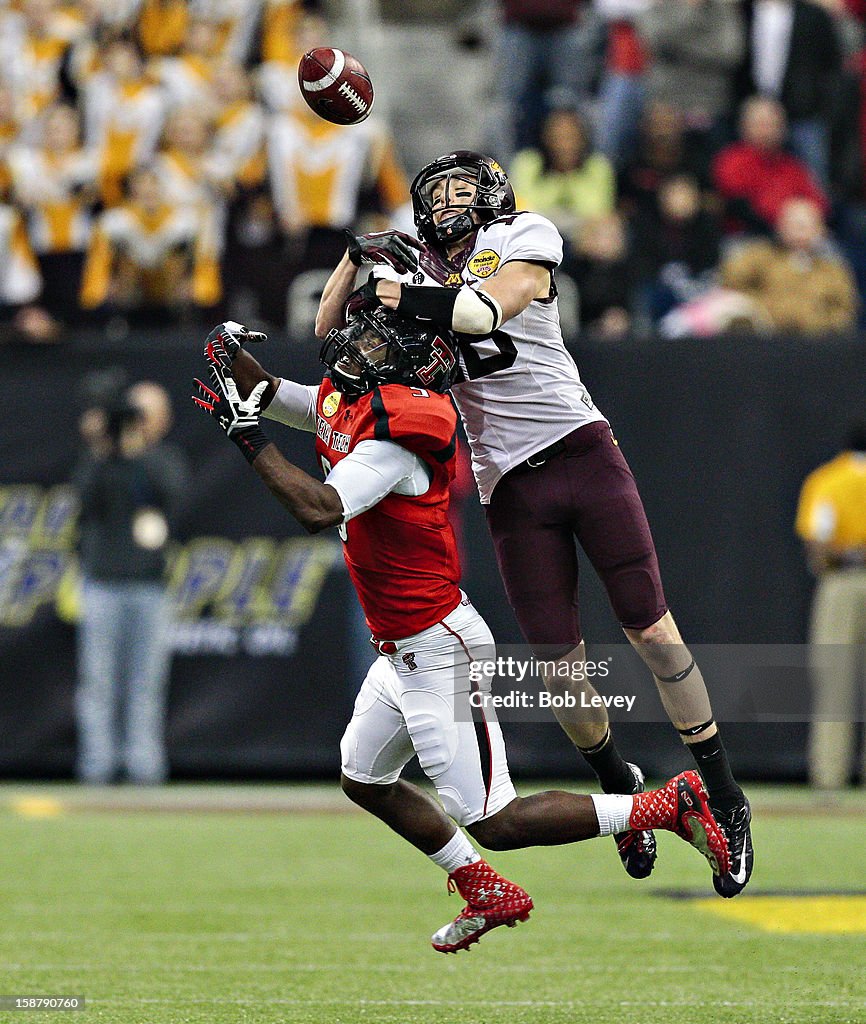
73, 373, 186, 785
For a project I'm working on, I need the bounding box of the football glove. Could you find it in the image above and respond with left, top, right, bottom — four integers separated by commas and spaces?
204, 320, 267, 363
193, 343, 270, 464
344, 229, 422, 274
344, 271, 383, 319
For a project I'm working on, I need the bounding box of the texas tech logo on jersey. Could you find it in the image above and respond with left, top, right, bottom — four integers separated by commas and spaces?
416, 336, 456, 388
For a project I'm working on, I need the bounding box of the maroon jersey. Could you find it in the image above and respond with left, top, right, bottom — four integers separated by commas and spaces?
314, 379, 461, 639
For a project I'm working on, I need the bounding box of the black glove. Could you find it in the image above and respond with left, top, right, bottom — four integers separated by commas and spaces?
344, 271, 383, 319
344, 229, 422, 274
204, 320, 268, 363
193, 343, 271, 464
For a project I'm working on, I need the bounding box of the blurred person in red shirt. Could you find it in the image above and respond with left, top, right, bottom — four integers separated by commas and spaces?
713, 95, 827, 236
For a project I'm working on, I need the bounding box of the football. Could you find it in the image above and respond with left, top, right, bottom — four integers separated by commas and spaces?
297, 47, 374, 125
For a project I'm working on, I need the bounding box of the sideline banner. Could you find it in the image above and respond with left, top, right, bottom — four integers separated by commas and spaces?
2, 331, 865, 779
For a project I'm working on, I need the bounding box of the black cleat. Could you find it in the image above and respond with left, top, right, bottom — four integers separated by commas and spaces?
614, 763, 657, 879
710, 796, 753, 898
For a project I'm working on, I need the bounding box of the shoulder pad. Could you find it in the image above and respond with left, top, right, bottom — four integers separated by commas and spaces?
371, 385, 457, 462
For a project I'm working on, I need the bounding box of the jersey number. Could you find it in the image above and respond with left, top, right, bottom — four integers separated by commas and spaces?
320, 456, 348, 542
456, 329, 517, 381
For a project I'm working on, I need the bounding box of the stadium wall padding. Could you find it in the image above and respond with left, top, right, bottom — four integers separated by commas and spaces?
1, 330, 864, 781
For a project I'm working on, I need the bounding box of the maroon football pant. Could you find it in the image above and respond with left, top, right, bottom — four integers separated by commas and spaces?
485, 421, 668, 657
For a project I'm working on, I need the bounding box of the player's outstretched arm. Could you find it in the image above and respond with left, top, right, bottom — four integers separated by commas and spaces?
315, 252, 359, 338
192, 344, 343, 534
248, 445, 344, 534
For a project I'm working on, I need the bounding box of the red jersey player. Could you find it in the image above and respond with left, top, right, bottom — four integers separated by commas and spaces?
192, 315, 730, 954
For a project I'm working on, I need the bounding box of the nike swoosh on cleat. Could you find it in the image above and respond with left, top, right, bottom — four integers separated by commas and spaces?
729, 854, 748, 885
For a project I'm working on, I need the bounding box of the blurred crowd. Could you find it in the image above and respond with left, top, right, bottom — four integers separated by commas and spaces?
0, 0, 411, 340
0, 0, 864, 341
496, 0, 865, 338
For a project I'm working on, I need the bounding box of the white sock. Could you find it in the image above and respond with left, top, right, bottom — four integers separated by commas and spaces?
428, 830, 482, 873
591, 793, 634, 836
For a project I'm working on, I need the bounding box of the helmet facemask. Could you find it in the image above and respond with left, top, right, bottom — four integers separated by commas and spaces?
321, 309, 459, 396
321, 318, 396, 397
411, 152, 516, 248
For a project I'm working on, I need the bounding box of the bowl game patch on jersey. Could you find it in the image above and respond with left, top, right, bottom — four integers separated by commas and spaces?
467, 249, 500, 279
322, 391, 341, 417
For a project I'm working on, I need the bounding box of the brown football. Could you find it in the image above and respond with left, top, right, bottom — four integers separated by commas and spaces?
297, 47, 374, 125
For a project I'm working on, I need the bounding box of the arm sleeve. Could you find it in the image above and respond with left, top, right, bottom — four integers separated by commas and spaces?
262, 379, 319, 432
324, 439, 431, 522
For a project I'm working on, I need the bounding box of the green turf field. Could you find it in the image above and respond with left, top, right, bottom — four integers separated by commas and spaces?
1, 783, 864, 1024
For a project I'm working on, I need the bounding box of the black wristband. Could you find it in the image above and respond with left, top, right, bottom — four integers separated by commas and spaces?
232, 426, 271, 465
396, 284, 459, 327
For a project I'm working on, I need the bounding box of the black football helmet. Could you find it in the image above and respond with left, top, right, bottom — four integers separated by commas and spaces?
320, 307, 458, 397
410, 151, 516, 248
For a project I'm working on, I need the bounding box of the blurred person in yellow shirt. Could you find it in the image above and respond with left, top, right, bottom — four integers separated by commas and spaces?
7, 102, 98, 322
151, 17, 220, 109
0, 0, 80, 122
796, 423, 866, 788
80, 165, 221, 323
208, 60, 266, 192
83, 34, 165, 206
152, 105, 234, 209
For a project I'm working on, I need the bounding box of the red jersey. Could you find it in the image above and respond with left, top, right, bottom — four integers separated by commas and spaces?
314, 379, 462, 640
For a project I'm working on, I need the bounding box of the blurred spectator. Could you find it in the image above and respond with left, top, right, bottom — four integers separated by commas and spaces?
0, 201, 57, 342
735, 0, 842, 188
0, 0, 79, 123
83, 35, 165, 205
618, 101, 710, 217
136, 0, 189, 57
267, 102, 411, 275
152, 17, 221, 108
844, 0, 866, 199
153, 106, 233, 209
656, 284, 772, 337
7, 103, 98, 323
208, 60, 267, 192
719, 197, 858, 333
493, 1, 602, 160
73, 378, 186, 785
713, 95, 827, 235
190, 0, 263, 64
594, 0, 650, 170
796, 421, 866, 788
80, 166, 221, 323
261, 0, 305, 63
257, 4, 323, 113
566, 212, 634, 338
0, 84, 22, 194
637, 0, 743, 147
632, 172, 722, 320
510, 107, 616, 238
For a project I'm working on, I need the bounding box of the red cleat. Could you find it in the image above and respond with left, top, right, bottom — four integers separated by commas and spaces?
430, 860, 533, 954
630, 770, 731, 878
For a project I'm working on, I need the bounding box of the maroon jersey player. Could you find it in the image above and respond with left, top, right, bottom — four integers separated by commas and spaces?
316, 152, 753, 898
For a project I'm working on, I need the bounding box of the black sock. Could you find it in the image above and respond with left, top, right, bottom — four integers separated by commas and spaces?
578, 729, 635, 795
687, 730, 743, 810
